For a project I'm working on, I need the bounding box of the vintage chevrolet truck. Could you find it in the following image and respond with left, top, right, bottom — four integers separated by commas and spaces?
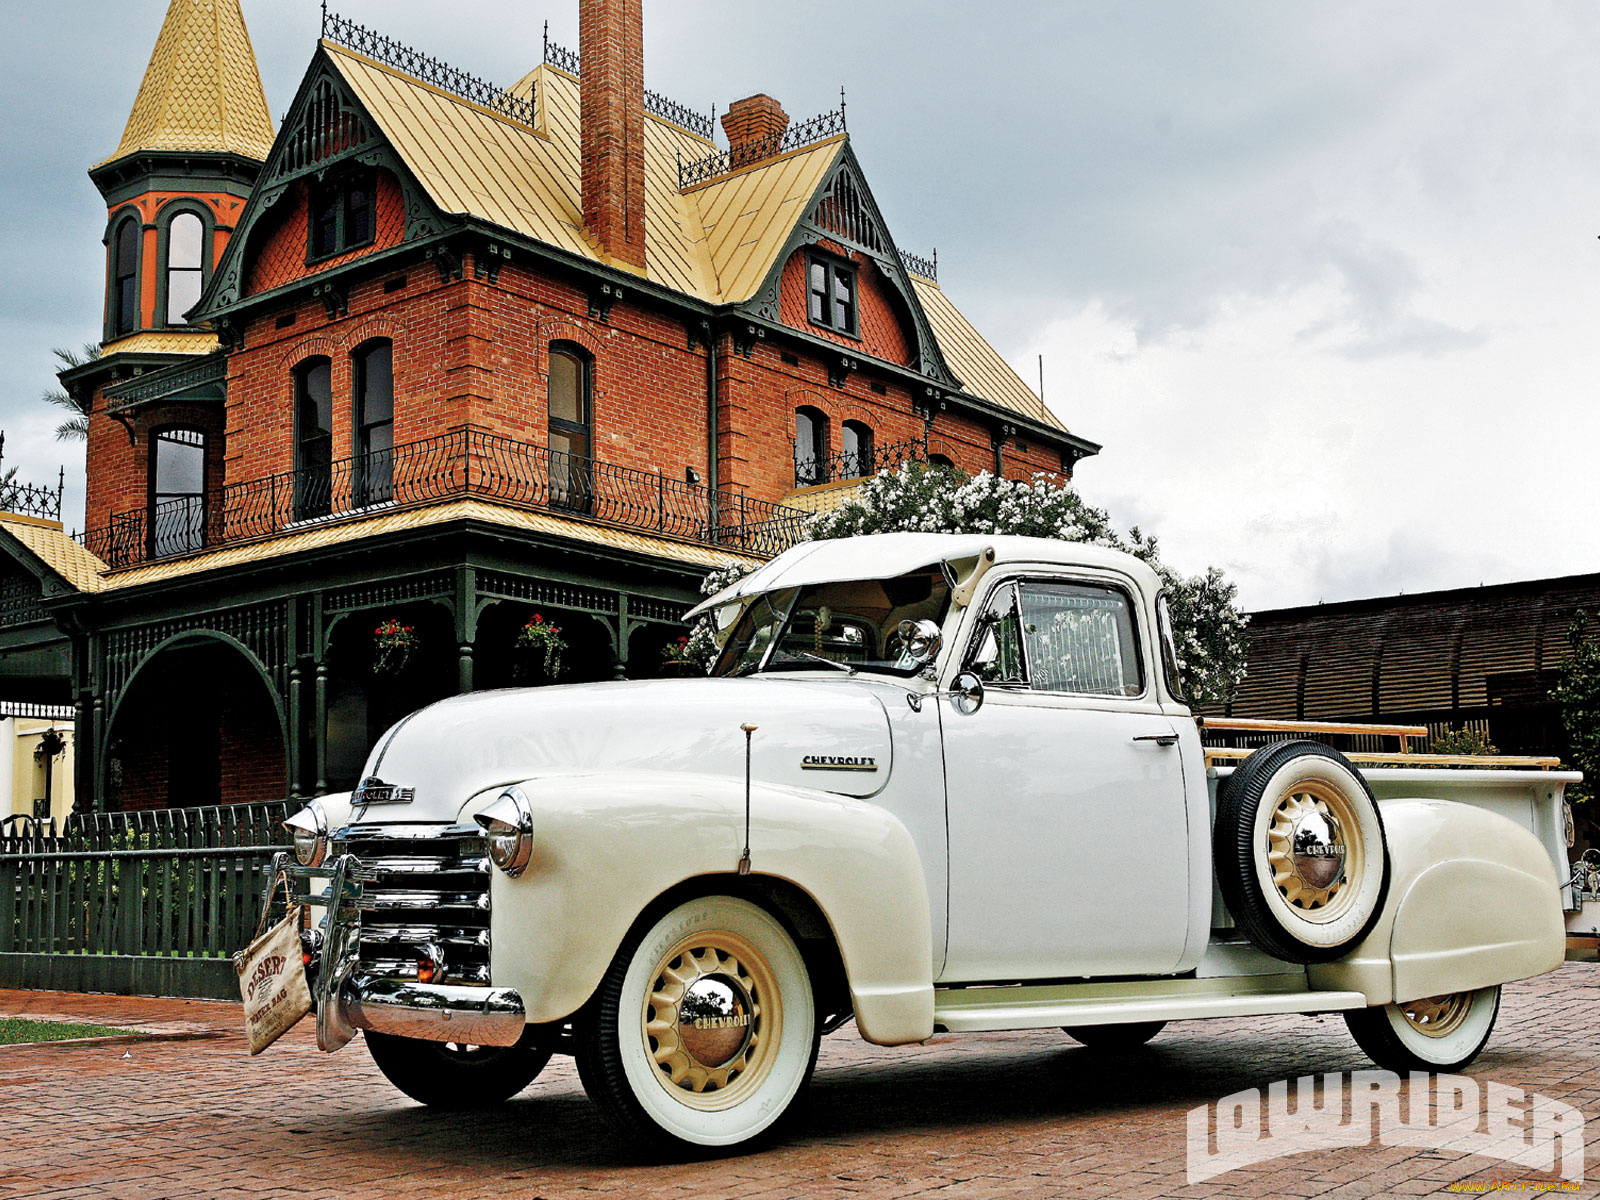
277, 533, 1581, 1151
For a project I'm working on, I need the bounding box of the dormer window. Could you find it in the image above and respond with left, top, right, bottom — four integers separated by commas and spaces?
308, 168, 375, 262
806, 251, 857, 336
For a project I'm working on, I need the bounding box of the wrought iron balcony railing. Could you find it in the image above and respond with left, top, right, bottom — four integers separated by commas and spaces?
794, 437, 925, 489
81, 430, 810, 571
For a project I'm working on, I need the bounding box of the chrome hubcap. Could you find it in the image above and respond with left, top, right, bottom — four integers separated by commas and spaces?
675, 975, 753, 1067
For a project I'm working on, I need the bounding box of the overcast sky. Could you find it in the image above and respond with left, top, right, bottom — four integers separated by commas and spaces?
3, 2, 1597, 610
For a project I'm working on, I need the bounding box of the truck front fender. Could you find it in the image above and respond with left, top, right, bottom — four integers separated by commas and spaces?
471, 772, 935, 1045
1308, 799, 1564, 1004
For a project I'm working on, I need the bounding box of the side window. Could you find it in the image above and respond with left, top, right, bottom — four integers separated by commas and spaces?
967, 582, 1027, 685
841, 420, 874, 479
793, 406, 828, 486
150, 428, 206, 557
111, 215, 141, 337
1018, 581, 1144, 697
293, 357, 333, 520
1155, 591, 1186, 701
547, 344, 594, 512
353, 340, 394, 506
165, 211, 206, 325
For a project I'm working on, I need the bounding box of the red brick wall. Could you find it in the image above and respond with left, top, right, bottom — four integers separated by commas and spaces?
84, 398, 228, 533
245, 173, 406, 297
778, 245, 914, 366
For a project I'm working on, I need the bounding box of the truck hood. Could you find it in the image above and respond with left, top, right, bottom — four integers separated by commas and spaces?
350, 677, 896, 825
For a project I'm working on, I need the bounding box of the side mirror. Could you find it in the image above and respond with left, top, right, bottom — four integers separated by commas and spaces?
897, 618, 943, 667
951, 671, 984, 714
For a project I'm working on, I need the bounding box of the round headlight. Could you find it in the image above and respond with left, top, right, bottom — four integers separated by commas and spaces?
475, 786, 534, 877
283, 803, 327, 868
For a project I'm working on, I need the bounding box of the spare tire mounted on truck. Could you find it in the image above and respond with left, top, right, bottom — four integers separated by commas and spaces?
1213, 740, 1390, 964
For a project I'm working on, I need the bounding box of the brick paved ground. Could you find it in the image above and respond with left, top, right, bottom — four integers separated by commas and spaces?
2, 964, 1597, 1200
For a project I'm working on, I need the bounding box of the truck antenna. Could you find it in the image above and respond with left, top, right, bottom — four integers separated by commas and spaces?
738, 724, 757, 875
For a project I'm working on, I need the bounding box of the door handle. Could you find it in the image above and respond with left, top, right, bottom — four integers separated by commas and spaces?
1132, 733, 1179, 747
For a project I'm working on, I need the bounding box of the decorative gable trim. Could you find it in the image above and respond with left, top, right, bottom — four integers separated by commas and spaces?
191, 51, 454, 326
740, 145, 959, 389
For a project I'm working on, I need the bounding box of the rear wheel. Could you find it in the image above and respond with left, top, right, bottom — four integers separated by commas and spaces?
364, 1024, 555, 1108
1344, 986, 1500, 1072
575, 895, 819, 1154
1063, 1021, 1165, 1050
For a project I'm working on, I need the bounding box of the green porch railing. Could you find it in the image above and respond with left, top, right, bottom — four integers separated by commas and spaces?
0, 802, 291, 999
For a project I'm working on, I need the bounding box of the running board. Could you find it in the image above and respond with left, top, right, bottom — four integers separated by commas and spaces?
932, 977, 1370, 1033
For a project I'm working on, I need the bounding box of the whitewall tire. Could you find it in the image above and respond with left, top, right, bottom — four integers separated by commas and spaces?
1344, 986, 1501, 1072
1214, 740, 1390, 964
576, 895, 820, 1153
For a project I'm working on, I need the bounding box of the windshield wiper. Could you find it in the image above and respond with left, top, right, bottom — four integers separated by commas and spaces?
769, 652, 856, 676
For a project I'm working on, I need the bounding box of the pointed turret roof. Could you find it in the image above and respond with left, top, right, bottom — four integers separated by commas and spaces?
102, 0, 275, 165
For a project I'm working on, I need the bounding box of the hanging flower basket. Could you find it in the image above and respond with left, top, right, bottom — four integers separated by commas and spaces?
660, 635, 701, 677
373, 617, 419, 677
514, 613, 567, 684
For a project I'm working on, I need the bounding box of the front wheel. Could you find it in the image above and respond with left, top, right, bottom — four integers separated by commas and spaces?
1343, 986, 1501, 1072
575, 895, 820, 1154
364, 1024, 555, 1108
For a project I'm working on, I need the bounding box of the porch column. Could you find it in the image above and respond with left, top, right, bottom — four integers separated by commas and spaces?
287, 663, 303, 799
314, 660, 328, 794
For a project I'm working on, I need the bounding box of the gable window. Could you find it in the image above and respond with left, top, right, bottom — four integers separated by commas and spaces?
111, 215, 141, 338
165, 211, 206, 325
353, 340, 394, 507
150, 428, 206, 558
841, 420, 874, 479
308, 168, 375, 261
806, 251, 857, 335
793, 406, 829, 487
547, 345, 593, 513
294, 357, 333, 520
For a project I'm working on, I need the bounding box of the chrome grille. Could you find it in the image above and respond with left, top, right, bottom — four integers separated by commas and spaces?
332, 824, 492, 986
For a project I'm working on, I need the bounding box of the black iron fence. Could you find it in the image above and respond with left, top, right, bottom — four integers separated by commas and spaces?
794, 437, 925, 489
0, 468, 65, 522
0, 801, 291, 999
83, 430, 811, 570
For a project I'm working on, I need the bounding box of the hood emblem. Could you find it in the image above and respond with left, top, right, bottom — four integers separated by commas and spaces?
801, 755, 878, 772
353, 777, 415, 806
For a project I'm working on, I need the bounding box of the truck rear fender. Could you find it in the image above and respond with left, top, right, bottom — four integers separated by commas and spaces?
472, 774, 936, 1045
1308, 799, 1564, 1003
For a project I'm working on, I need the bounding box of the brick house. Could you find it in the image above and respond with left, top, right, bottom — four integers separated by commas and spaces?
1, 0, 1098, 813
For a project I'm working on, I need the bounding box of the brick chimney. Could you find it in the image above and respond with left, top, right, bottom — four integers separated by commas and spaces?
579, 0, 646, 269
721, 94, 790, 167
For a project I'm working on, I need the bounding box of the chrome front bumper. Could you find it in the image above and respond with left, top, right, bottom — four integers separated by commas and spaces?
289, 851, 525, 1052
341, 976, 526, 1047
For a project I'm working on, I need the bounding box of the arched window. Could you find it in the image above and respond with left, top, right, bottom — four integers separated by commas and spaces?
794, 406, 829, 486
547, 345, 593, 512
165, 211, 205, 325
110, 215, 141, 338
352, 340, 394, 506
150, 428, 206, 557
841, 420, 874, 479
929, 453, 956, 471
293, 357, 333, 521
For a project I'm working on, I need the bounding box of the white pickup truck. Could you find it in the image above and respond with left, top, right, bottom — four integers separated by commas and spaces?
278, 533, 1580, 1152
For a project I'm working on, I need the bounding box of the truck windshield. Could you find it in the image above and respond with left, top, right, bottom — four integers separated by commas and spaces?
713, 568, 952, 678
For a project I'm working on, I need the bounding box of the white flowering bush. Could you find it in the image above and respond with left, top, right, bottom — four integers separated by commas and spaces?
685, 462, 1248, 707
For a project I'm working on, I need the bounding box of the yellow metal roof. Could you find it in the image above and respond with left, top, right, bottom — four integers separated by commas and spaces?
100, 331, 219, 357
327, 48, 839, 305
911, 277, 1065, 432
104, 0, 275, 165
325, 46, 1063, 431
0, 517, 108, 594
102, 499, 757, 591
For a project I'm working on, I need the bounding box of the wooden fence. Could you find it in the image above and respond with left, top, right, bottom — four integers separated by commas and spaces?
0, 802, 291, 999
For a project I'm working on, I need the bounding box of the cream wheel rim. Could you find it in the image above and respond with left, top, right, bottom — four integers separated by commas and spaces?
1265, 779, 1365, 923
1401, 993, 1473, 1039
641, 931, 782, 1112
